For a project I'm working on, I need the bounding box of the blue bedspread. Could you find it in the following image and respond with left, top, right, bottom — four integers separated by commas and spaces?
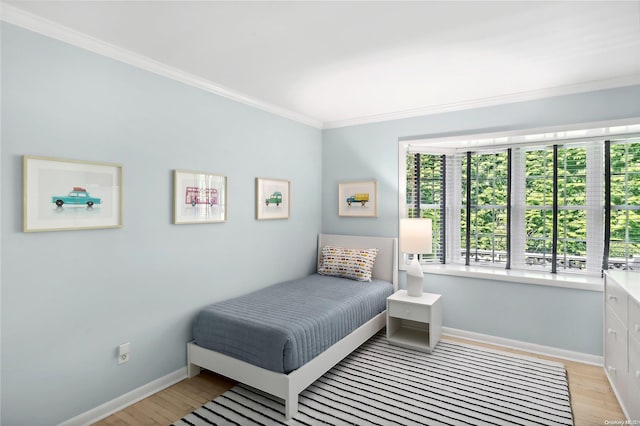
193, 274, 393, 373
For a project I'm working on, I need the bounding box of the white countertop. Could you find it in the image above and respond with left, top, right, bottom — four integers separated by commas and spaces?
605, 270, 640, 304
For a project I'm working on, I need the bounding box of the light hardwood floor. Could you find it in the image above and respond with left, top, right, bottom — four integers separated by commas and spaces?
94, 337, 624, 425
444, 336, 625, 426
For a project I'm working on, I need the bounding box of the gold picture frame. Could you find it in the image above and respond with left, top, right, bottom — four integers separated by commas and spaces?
23, 155, 123, 232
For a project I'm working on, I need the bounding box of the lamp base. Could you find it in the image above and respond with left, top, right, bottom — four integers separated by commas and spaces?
406, 256, 424, 297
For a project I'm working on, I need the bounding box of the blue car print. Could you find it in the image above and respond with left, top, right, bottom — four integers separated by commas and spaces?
52, 187, 102, 207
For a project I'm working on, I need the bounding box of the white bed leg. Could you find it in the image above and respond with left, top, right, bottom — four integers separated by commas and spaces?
187, 343, 201, 378
284, 393, 298, 420
187, 362, 201, 378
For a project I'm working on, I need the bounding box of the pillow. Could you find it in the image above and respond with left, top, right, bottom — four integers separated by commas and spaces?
318, 246, 378, 282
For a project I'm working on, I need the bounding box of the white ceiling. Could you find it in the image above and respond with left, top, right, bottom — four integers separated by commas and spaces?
3, 1, 640, 128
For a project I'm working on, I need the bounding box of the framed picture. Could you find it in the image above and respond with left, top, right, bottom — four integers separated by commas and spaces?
174, 170, 227, 224
256, 178, 290, 220
23, 155, 123, 232
338, 180, 378, 217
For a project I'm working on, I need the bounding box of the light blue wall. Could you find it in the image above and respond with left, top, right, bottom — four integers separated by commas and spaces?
401, 273, 603, 354
322, 85, 640, 356
0, 24, 322, 425
3, 19, 640, 425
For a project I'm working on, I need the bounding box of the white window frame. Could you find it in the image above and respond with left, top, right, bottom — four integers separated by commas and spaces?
398, 118, 640, 291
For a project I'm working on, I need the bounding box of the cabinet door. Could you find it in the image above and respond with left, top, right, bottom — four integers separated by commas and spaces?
605, 306, 628, 400
606, 276, 628, 323
627, 333, 640, 421
629, 297, 640, 344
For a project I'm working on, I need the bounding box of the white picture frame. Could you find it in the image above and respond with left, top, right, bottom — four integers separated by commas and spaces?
174, 170, 227, 224
338, 180, 378, 217
256, 178, 290, 220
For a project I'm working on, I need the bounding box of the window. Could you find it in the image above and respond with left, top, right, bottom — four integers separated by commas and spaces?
401, 122, 640, 277
515, 144, 597, 273
522, 147, 555, 270
461, 151, 509, 266
556, 145, 590, 271
607, 140, 640, 270
406, 153, 444, 262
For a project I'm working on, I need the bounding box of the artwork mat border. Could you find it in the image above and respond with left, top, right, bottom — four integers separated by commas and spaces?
338, 180, 378, 217
255, 177, 290, 220
23, 155, 124, 232
173, 169, 228, 224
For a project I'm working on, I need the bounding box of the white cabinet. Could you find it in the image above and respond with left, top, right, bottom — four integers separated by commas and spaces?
627, 296, 640, 421
604, 271, 640, 421
386, 290, 442, 353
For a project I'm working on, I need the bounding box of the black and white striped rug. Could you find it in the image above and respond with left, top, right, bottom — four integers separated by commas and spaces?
173, 334, 573, 425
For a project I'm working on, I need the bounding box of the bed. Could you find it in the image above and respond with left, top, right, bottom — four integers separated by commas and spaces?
186, 233, 398, 420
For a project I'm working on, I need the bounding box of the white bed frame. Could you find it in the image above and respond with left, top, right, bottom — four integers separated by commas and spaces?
187, 234, 398, 420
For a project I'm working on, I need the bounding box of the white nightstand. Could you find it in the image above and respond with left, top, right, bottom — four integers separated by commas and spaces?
386, 290, 442, 353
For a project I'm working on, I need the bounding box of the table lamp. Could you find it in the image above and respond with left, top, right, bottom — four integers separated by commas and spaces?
400, 218, 432, 297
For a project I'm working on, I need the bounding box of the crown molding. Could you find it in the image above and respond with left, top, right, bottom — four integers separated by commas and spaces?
3, 3, 638, 132
0, 3, 323, 129
322, 74, 640, 130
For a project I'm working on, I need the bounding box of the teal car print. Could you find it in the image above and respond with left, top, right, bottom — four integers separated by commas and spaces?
52, 187, 101, 207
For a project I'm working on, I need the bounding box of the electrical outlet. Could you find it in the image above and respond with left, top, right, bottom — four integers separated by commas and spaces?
118, 342, 130, 365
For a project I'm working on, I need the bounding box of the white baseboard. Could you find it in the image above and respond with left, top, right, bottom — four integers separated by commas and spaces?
58, 367, 187, 426
57, 329, 602, 425
442, 326, 603, 366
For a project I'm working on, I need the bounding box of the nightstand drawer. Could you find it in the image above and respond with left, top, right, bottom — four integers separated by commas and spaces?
388, 301, 430, 323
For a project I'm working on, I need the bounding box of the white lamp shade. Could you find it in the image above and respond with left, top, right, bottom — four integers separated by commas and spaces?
400, 218, 433, 255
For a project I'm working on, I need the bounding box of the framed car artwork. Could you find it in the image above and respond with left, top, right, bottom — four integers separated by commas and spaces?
256, 177, 290, 220
23, 155, 123, 232
173, 170, 227, 224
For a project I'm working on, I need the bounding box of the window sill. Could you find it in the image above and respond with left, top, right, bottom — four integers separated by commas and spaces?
419, 264, 603, 292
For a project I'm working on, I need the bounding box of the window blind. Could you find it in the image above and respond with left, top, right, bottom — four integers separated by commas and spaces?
406, 153, 445, 263
510, 149, 527, 270
585, 142, 604, 274
446, 154, 463, 264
